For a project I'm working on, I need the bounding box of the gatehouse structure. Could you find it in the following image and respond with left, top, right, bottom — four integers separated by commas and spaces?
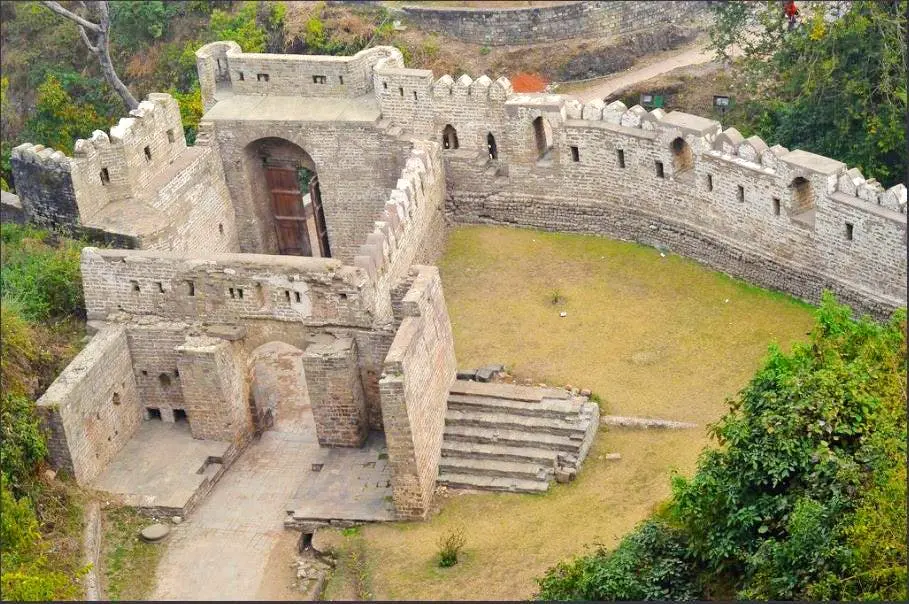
8, 42, 906, 522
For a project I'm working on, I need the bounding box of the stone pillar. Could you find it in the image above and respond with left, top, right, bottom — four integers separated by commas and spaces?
302, 337, 368, 447
175, 335, 251, 442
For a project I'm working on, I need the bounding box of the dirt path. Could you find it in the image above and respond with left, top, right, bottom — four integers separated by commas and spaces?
565, 42, 718, 102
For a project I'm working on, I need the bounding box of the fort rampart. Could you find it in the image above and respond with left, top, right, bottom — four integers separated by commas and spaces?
397, 1, 706, 47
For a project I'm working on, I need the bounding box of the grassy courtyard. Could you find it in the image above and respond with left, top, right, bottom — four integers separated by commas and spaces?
325, 225, 816, 600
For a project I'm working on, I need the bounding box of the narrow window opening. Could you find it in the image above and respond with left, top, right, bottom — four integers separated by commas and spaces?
706, 174, 713, 191
238, 288, 244, 299
294, 291, 302, 303
167, 129, 175, 144
285, 290, 291, 302
131, 280, 140, 292
146, 407, 162, 421
486, 132, 498, 159
737, 185, 745, 202
399, 86, 404, 97
174, 368, 179, 377
532, 116, 554, 160
655, 161, 665, 178
617, 149, 625, 168
185, 280, 195, 296
382, 81, 387, 90
257, 73, 269, 82
570, 146, 580, 162
670, 137, 694, 173
238, 71, 245, 81
141, 370, 148, 376
339, 293, 348, 301
112, 392, 121, 406
158, 373, 172, 388
156, 281, 164, 293
339, 75, 344, 85
845, 222, 854, 240
229, 287, 236, 299
413, 90, 418, 100
218, 223, 224, 235
442, 124, 459, 150
144, 146, 152, 161
312, 75, 326, 84
100, 167, 110, 184
173, 409, 188, 423
772, 197, 781, 216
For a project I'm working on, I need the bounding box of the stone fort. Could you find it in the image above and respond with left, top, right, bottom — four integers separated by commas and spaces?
6, 41, 906, 524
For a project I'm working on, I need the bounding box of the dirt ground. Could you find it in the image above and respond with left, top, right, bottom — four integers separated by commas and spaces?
320, 226, 815, 600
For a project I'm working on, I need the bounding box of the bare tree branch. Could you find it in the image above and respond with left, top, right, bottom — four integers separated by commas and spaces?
79, 26, 100, 54
40, 1, 101, 33
38, 0, 138, 111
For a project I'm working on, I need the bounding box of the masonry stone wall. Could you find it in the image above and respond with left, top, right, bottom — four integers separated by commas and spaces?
36, 326, 142, 484
125, 323, 189, 417
399, 1, 706, 46
379, 266, 456, 518
207, 118, 411, 262
11, 93, 240, 254
176, 335, 251, 442
196, 42, 399, 108
369, 61, 906, 316
303, 337, 369, 447
80, 247, 388, 328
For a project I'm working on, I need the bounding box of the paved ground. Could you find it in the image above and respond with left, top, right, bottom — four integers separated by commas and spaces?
151, 402, 393, 600
90, 421, 230, 511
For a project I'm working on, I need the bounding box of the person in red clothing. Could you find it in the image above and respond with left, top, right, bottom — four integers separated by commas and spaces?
784, 0, 800, 30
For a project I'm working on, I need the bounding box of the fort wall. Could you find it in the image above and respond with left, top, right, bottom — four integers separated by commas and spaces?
36, 326, 142, 484
196, 42, 399, 108
379, 266, 456, 518
398, 1, 706, 46
369, 63, 906, 316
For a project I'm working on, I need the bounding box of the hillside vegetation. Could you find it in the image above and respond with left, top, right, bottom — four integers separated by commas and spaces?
1, 224, 88, 600
537, 294, 907, 601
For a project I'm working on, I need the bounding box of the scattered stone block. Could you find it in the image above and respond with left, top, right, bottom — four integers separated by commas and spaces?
580, 389, 592, 397
456, 369, 477, 380
475, 366, 496, 382
604, 453, 622, 461
140, 523, 170, 542
559, 311, 567, 317
171, 515, 183, 525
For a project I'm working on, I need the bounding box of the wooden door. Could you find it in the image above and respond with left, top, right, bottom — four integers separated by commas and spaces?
265, 165, 312, 256
309, 176, 332, 258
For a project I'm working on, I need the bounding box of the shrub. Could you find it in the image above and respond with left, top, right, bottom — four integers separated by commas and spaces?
437, 527, 466, 567
0, 224, 84, 321
537, 293, 907, 601
537, 520, 698, 600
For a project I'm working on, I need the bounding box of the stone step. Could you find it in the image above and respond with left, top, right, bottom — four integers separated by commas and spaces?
437, 471, 549, 493
446, 409, 588, 437
443, 424, 581, 453
447, 393, 580, 420
450, 379, 570, 402
439, 456, 552, 481
440, 440, 558, 465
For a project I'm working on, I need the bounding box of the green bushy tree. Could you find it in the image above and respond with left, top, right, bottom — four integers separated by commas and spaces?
538, 294, 907, 601
709, 1, 907, 186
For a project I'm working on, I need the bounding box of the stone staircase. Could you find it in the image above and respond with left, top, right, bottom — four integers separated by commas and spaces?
438, 380, 599, 493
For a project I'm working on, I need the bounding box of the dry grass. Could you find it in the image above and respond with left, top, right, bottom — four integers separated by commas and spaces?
323, 225, 814, 600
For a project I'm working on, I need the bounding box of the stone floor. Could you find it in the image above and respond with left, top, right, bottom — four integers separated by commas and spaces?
152, 405, 394, 600
89, 420, 230, 512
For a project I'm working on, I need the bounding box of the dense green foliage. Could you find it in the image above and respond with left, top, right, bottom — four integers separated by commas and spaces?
0, 224, 87, 601
709, 0, 907, 187
537, 293, 907, 601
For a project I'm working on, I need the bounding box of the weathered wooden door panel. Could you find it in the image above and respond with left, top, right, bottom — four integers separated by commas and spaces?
265, 166, 312, 256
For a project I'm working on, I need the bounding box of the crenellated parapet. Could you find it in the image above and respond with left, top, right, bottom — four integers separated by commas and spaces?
353, 141, 445, 288
10, 142, 78, 229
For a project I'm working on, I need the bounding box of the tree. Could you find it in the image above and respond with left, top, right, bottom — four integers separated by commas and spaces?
39, 1, 138, 110
708, 1, 907, 187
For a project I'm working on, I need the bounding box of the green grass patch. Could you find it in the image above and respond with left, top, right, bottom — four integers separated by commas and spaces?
99, 507, 166, 601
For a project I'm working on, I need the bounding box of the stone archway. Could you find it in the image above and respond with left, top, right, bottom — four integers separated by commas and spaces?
244, 137, 331, 258
248, 341, 313, 434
